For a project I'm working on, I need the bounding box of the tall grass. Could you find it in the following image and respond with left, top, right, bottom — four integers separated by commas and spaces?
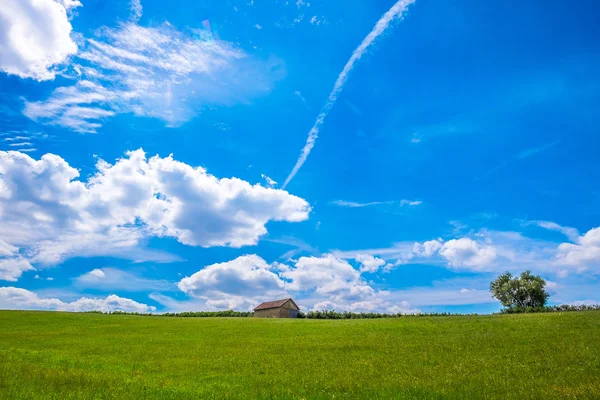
1, 310, 599, 399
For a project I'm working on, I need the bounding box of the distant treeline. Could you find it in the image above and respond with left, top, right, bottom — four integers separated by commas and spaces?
296, 310, 465, 319
83, 304, 600, 318
500, 304, 600, 314
84, 310, 253, 317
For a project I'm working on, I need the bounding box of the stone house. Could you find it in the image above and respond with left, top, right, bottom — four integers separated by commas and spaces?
253, 298, 300, 318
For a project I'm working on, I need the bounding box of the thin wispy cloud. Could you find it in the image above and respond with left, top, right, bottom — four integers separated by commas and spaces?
0, 131, 44, 154
2, 136, 30, 141
282, 0, 415, 188
261, 174, 277, 188
482, 139, 563, 178
331, 199, 421, 208
521, 220, 580, 243
517, 140, 562, 160
294, 90, 307, 104
7, 142, 33, 147
282, 0, 415, 189
23, 10, 285, 133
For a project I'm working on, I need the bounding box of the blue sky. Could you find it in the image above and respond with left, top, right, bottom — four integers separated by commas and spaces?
1, 0, 599, 314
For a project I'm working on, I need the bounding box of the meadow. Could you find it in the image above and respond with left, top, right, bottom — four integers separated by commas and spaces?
1, 310, 599, 399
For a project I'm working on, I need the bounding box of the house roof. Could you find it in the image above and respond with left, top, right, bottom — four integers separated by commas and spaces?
253, 298, 299, 311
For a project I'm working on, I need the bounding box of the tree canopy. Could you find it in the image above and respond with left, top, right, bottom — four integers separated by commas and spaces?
490, 271, 550, 309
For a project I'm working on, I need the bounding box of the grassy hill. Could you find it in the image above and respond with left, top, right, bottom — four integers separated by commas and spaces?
1, 310, 599, 399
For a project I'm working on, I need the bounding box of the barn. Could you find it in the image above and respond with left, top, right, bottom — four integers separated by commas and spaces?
253, 298, 300, 318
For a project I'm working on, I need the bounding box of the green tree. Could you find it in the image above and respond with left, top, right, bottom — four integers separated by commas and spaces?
490, 271, 550, 309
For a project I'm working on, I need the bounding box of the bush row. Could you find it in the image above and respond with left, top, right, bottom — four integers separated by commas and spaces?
84, 304, 600, 318
295, 310, 476, 319
500, 304, 600, 314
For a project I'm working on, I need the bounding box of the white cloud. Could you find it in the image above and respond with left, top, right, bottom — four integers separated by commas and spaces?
23, 81, 119, 133
309, 297, 418, 314
439, 238, 497, 270
129, 0, 143, 22
261, 174, 277, 188
335, 230, 559, 274
555, 226, 600, 271
75, 267, 173, 292
178, 255, 286, 310
330, 200, 394, 208
309, 16, 325, 25
294, 90, 307, 104
24, 20, 285, 132
399, 199, 422, 207
526, 220, 580, 242
330, 199, 421, 208
0, 257, 34, 282
282, 254, 361, 293
412, 239, 444, 258
517, 140, 561, 160
0, 241, 34, 281
88, 269, 105, 278
0, 240, 17, 257
355, 254, 385, 273
0, 0, 80, 81
0, 149, 310, 267
178, 254, 283, 297
0, 287, 155, 312
170, 254, 416, 313
389, 286, 493, 308
282, 0, 415, 188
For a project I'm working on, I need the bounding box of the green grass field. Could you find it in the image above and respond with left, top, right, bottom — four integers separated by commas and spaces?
1, 311, 599, 399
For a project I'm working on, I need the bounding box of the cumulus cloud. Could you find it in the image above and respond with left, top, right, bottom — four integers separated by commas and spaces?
412, 239, 444, 258
24, 19, 285, 132
279, 255, 414, 312
0, 287, 155, 312
355, 254, 385, 273
0, 240, 18, 257
0, 0, 80, 80
439, 238, 497, 270
336, 232, 549, 273
281, 254, 361, 293
178, 255, 286, 310
555, 226, 600, 272
0, 257, 34, 282
0, 241, 34, 281
172, 254, 416, 313
0, 149, 310, 267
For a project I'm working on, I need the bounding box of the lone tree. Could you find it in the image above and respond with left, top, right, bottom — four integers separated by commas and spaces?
490, 271, 549, 309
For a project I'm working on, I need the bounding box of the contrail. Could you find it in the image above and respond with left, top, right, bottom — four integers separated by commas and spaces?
282, 0, 415, 189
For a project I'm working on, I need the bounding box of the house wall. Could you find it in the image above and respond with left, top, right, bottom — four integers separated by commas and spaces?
254, 308, 281, 318
255, 307, 299, 318
278, 305, 299, 318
